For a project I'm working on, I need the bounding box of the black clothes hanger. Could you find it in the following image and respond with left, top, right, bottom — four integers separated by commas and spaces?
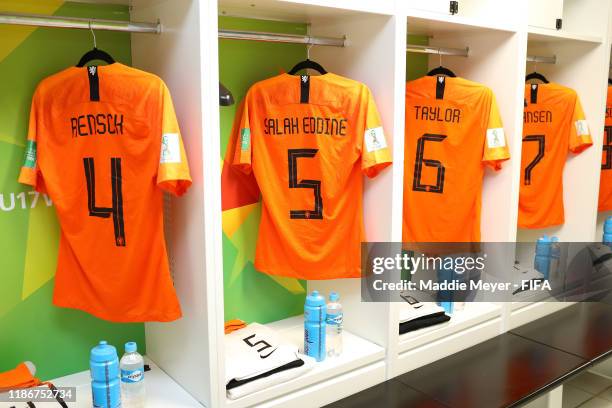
426, 49, 456, 77
525, 71, 550, 83
76, 22, 115, 67
288, 59, 327, 75
288, 43, 327, 75
219, 82, 235, 106
427, 66, 456, 77
77, 48, 115, 67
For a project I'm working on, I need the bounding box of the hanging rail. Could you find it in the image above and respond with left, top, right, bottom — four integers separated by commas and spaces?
0, 12, 160, 33
406, 44, 469, 57
218, 29, 346, 47
527, 55, 556, 64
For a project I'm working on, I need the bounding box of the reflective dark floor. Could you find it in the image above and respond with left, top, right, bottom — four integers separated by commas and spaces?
327, 303, 612, 408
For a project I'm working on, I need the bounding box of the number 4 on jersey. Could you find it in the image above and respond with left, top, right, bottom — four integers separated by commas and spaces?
83, 157, 126, 246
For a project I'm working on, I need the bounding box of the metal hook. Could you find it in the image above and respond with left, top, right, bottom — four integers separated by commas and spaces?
307, 41, 313, 60
89, 20, 97, 49
438, 47, 442, 67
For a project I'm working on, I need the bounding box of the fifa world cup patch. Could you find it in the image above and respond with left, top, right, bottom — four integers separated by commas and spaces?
486, 128, 506, 148
364, 126, 386, 152
23, 140, 37, 168
160, 133, 181, 163
575, 120, 589, 136
240, 128, 251, 151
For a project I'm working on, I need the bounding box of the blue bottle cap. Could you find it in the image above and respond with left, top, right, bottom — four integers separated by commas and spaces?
125, 342, 137, 353
91, 341, 117, 363
305, 290, 325, 307
329, 291, 340, 302
551, 236, 559, 242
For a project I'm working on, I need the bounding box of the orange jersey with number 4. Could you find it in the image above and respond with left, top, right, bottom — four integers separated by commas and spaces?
598, 86, 612, 212
18, 63, 191, 322
403, 76, 510, 243
231, 73, 391, 279
519, 83, 592, 228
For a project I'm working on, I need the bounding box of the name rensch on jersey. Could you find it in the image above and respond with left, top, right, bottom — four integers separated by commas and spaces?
70, 113, 124, 137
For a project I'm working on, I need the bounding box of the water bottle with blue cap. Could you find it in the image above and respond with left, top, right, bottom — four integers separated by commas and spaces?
304, 290, 326, 362
604, 216, 612, 247
90, 340, 120, 408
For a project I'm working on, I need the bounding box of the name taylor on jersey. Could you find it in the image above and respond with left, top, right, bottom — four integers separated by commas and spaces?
412, 106, 462, 123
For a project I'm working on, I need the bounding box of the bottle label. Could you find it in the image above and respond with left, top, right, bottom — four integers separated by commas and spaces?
326, 312, 343, 326
121, 368, 143, 383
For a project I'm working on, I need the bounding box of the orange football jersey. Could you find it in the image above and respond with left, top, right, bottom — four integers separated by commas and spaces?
403, 76, 510, 243
231, 73, 391, 279
18, 63, 191, 322
519, 83, 592, 228
598, 86, 612, 212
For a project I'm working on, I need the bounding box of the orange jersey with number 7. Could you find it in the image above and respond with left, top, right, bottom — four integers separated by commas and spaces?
403, 76, 510, 243
598, 86, 612, 212
231, 73, 392, 280
18, 63, 191, 322
519, 83, 592, 228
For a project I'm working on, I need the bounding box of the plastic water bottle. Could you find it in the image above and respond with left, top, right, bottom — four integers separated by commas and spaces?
304, 290, 326, 362
604, 216, 612, 247
534, 235, 552, 279
549, 237, 561, 280
326, 292, 343, 357
120, 342, 145, 408
90, 341, 120, 408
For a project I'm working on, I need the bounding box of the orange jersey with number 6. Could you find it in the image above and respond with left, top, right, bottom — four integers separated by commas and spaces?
231, 73, 391, 279
18, 63, 191, 322
519, 83, 592, 228
403, 76, 510, 243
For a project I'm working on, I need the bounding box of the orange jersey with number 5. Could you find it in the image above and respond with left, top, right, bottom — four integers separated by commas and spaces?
403, 76, 510, 243
519, 83, 592, 228
231, 73, 391, 279
18, 63, 191, 322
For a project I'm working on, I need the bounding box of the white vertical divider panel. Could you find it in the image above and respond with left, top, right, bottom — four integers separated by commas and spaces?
385, 6, 409, 379
131, 0, 222, 406
306, 12, 400, 351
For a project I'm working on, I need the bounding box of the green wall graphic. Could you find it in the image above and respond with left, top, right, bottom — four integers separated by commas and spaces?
0, 0, 144, 381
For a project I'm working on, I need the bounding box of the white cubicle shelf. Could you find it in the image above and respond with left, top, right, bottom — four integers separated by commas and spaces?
42, 359, 202, 408
397, 302, 501, 354
404, 9, 520, 35
528, 26, 604, 44
509, 302, 576, 330
218, 0, 394, 22
225, 316, 385, 408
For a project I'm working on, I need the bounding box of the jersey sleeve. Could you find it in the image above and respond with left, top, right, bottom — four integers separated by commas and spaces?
232, 91, 253, 174
18, 89, 47, 193
156, 84, 192, 196
360, 87, 392, 178
482, 92, 510, 171
569, 95, 593, 153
